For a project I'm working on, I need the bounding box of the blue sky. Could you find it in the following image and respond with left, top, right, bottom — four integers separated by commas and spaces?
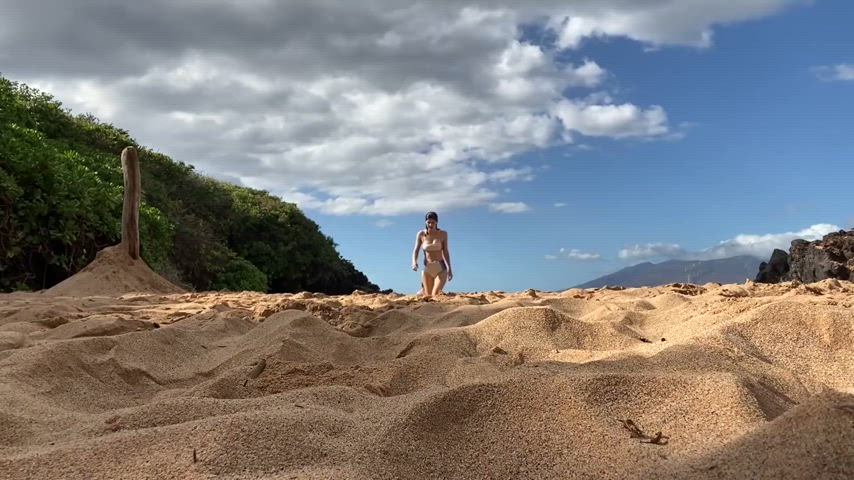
317, 1, 854, 293
2, 0, 851, 293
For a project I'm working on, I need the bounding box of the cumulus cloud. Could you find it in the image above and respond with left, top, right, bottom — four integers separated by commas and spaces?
698, 223, 841, 259
619, 223, 840, 262
812, 64, 854, 82
490, 202, 531, 213
0, 0, 804, 215
554, 99, 669, 138
548, 1, 803, 49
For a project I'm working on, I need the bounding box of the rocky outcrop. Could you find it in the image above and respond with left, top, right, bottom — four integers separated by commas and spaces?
756, 229, 854, 283
755, 249, 790, 283
789, 230, 854, 282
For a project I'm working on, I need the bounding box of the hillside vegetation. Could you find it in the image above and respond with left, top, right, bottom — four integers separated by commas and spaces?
0, 76, 378, 294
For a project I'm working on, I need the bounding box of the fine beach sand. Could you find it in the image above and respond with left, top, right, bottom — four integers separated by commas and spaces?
1, 251, 853, 479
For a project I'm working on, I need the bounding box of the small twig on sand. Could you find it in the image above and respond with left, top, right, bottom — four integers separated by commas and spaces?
618, 419, 669, 445
192, 448, 197, 464
396, 340, 417, 359
619, 419, 645, 438
642, 431, 670, 445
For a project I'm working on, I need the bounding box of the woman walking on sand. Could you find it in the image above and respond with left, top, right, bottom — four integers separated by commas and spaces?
412, 211, 453, 297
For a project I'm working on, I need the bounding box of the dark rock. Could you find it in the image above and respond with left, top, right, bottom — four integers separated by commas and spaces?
755, 249, 790, 283
788, 229, 854, 282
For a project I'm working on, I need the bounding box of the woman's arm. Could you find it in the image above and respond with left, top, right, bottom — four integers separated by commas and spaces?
412, 230, 423, 270
443, 231, 452, 280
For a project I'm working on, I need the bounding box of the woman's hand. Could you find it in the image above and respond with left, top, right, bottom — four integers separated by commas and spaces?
412, 262, 418, 271
448, 270, 453, 282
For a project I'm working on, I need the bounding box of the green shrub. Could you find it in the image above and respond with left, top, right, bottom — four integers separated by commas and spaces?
211, 252, 269, 292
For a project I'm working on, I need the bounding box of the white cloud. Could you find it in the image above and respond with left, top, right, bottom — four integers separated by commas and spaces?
490, 202, 531, 213
812, 64, 854, 82
553, 16, 604, 50
554, 202, 567, 207
565, 60, 607, 88
554, 99, 670, 138
488, 168, 534, 183
552, 247, 601, 261
699, 223, 840, 259
619, 223, 840, 261
566, 249, 601, 261
374, 219, 394, 228
546, 1, 800, 50
619, 242, 685, 260
0, 0, 804, 215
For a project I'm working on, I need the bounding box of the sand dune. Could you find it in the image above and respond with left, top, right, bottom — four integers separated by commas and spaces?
1, 279, 853, 479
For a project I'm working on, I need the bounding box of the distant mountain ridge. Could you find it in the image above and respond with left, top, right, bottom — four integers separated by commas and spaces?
574, 255, 763, 289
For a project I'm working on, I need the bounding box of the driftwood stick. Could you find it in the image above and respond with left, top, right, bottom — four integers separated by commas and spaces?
618, 419, 670, 445
121, 147, 141, 259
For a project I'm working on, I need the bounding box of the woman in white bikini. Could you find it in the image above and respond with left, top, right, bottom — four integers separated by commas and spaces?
411, 211, 453, 297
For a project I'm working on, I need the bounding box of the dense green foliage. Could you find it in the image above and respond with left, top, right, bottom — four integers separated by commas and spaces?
0, 76, 379, 294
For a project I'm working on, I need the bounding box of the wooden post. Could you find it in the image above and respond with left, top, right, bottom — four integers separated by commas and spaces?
121, 147, 141, 259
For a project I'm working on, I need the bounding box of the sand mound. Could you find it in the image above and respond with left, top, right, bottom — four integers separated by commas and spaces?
1, 282, 853, 479
46, 245, 183, 296
468, 306, 627, 355
669, 391, 854, 478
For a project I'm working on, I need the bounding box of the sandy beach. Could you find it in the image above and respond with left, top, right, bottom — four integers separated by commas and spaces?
1, 250, 852, 479
3, 1, 854, 478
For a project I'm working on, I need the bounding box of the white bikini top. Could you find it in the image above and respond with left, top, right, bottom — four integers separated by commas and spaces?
422, 236, 443, 252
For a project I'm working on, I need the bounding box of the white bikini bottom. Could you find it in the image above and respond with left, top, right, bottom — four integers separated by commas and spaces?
423, 260, 447, 278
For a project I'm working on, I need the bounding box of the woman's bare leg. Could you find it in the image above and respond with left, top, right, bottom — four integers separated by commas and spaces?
432, 271, 448, 296
421, 271, 435, 297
